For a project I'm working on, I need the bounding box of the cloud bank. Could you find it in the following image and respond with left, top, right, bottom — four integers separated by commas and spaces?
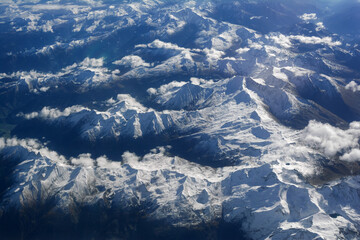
302, 121, 360, 162
270, 34, 341, 49
17, 105, 89, 120
0, 137, 120, 168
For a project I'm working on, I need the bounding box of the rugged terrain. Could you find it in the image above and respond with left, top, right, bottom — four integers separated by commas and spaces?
0, 0, 360, 239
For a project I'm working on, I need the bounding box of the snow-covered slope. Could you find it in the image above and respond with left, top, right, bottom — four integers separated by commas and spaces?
18, 94, 177, 140
2, 121, 360, 239
1, 0, 360, 239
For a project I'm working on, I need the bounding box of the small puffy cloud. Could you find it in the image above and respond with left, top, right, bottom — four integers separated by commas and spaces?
302, 120, 360, 162
112, 69, 121, 75
271, 34, 293, 49
316, 22, 325, 31
190, 77, 207, 86
345, 81, 360, 92
135, 39, 202, 55
136, 39, 185, 51
203, 48, 225, 60
300, 13, 317, 21
18, 105, 88, 120
236, 47, 250, 54
39, 86, 50, 92
147, 88, 157, 95
96, 155, 121, 168
19, 111, 38, 119
303, 121, 357, 156
147, 80, 187, 96
71, 153, 94, 167
122, 151, 140, 164
113, 55, 150, 68
340, 149, 360, 162
38, 148, 67, 163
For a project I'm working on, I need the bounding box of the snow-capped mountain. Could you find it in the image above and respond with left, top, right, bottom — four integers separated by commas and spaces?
1, 0, 360, 239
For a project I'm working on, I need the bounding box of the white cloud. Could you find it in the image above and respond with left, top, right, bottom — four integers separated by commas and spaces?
316, 22, 325, 31
147, 80, 187, 96
0, 56, 112, 91
250, 16, 262, 20
190, 77, 207, 86
248, 39, 263, 50
18, 105, 88, 120
270, 34, 341, 48
96, 155, 121, 168
39, 86, 50, 92
302, 120, 360, 161
148, 39, 180, 50
300, 13, 317, 21
121, 151, 140, 164
71, 153, 94, 167
340, 149, 360, 162
135, 39, 202, 53
0, 137, 123, 168
270, 34, 293, 49
203, 48, 225, 60
17, 93, 171, 141
345, 81, 360, 92
290, 35, 341, 47
25, 16, 68, 33
236, 47, 250, 54
0, 137, 67, 164
113, 55, 150, 68
136, 39, 185, 51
